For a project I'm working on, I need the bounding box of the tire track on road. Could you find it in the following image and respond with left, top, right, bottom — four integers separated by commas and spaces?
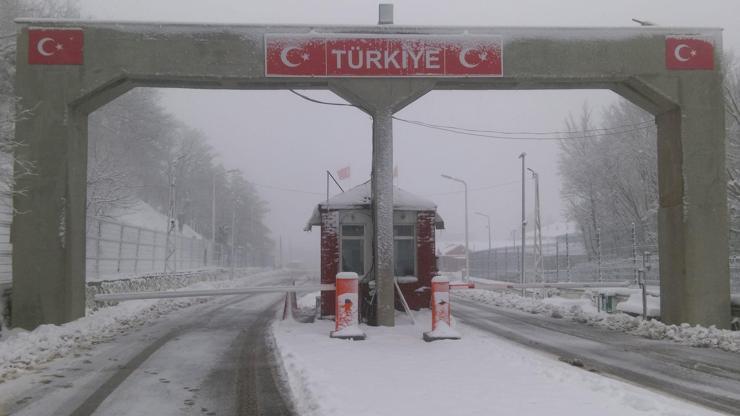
454, 299, 740, 415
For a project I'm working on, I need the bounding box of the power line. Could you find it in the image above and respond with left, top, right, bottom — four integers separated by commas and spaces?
289, 90, 355, 107
250, 181, 324, 196
424, 180, 519, 196
394, 116, 654, 136
395, 117, 653, 141
288, 89, 655, 141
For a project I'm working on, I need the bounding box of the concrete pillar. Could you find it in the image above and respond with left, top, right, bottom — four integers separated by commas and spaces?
656, 72, 731, 328
371, 108, 395, 325
330, 79, 434, 326
11, 50, 88, 328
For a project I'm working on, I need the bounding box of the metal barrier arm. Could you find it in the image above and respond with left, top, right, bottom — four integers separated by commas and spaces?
94, 284, 336, 302
469, 278, 631, 290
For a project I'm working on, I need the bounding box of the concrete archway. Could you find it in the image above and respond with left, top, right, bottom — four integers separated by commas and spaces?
12, 21, 730, 329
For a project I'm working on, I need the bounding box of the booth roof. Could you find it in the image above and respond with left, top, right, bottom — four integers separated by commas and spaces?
304, 181, 444, 231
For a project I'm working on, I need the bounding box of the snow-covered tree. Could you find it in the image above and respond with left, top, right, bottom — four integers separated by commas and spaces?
724, 54, 740, 248
559, 101, 657, 258
0, 0, 79, 208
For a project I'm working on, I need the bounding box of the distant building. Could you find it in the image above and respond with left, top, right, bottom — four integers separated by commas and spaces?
437, 243, 468, 273
305, 181, 444, 323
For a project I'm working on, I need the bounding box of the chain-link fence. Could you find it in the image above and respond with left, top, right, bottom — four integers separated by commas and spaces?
470, 231, 739, 293
0, 203, 10, 286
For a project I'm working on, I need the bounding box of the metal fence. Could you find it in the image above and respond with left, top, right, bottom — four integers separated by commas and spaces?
0, 203, 11, 286
470, 233, 740, 293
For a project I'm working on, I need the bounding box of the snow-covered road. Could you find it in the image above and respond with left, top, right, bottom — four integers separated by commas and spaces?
0, 275, 297, 416
454, 298, 740, 415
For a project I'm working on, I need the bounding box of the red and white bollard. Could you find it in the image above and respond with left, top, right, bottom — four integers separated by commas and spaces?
330, 272, 366, 340
423, 275, 461, 342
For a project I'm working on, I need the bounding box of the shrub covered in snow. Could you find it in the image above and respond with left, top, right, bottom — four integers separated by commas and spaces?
454, 289, 740, 353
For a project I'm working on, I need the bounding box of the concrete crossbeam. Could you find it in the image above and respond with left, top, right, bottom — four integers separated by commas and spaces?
11, 20, 731, 329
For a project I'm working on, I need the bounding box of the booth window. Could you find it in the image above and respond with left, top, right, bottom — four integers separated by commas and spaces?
394, 225, 415, 276
341, 224, 364, 275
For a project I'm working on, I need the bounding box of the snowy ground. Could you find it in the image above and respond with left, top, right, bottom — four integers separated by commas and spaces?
273, 300, 725, 416
0, 268, 296, 383
454, 288, 740, 353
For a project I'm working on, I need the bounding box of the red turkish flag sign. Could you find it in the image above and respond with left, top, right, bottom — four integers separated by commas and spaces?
665, 37, 714, 70
28, 28, 84, 65
444, 42, 503, 76
265, 34, 502, 77
337, 166, 351, 180
265, 36, 326, 76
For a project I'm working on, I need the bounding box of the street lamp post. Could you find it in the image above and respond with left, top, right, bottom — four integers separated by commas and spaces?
441, 174, 469, 280
210, 172, 216, 266
527, 167, 543, 282
230, 199, 237, 279
475, 212, 492, 279
226, 169, 240, 279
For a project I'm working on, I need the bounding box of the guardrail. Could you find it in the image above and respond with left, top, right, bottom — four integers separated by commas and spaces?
94, 283, 335, 302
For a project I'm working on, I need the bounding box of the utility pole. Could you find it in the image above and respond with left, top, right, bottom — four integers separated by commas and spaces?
210, 173, 216, 266
632, 222, 638, 285
518, 153, 526, 291
565, 232, 571, 282
511, 229, 517, 279
527, 168, 542, 282
475, 212, 491, 279
225, 169, 240, 279
165, 156, 183, 274
596, 227, 603, 282
230, 199, 236, 279
279, 235, 283, 269
555, 237, 560, 282
441, 174, 469, 280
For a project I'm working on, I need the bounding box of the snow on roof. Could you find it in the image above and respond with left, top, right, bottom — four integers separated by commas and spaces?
109, 200, 203, 239
323, 181, 436, 210
304, 181, 443, 230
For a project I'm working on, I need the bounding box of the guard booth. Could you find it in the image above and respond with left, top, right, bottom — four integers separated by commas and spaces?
305, 181, 444, 324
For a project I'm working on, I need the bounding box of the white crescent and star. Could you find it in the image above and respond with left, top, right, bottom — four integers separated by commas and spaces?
459, 48, 479, 68
36, 37, 57, 57
280, 46, 301, 67
674, 44, 694, 62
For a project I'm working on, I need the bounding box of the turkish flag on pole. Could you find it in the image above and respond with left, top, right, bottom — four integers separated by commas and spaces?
337, 166, 351, 180
28, 28, 84, 65
665, 37, 714, 70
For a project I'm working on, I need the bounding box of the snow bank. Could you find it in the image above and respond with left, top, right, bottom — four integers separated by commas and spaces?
297, 291, 320, 309
454, 289, 740, 353
272, 311, 723, 416
85, 267, 267, 309
616, 294, 661, 318
0, 269, 283, 382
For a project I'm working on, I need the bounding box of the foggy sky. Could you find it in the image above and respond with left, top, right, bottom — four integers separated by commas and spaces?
78, 0, 740, 264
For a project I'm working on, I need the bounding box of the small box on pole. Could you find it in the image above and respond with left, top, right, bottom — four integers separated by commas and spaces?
378, 4, 394, 25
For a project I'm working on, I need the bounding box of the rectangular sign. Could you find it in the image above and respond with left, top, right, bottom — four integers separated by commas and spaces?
265, 34, 503, 77
665, 36, 714, 70
28, 28, 84, 65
